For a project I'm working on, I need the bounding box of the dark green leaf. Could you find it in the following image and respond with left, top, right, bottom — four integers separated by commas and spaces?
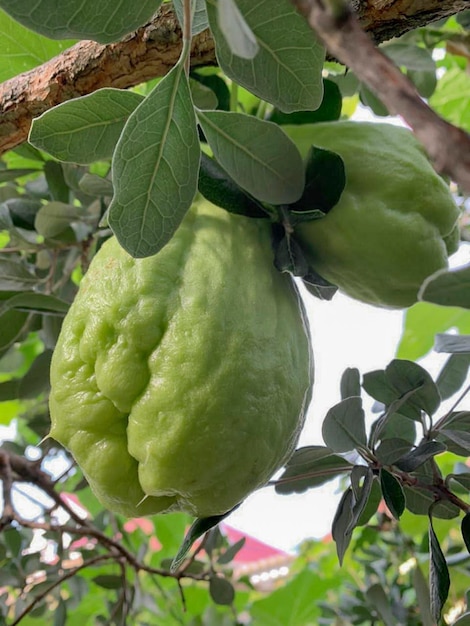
198, 152, 267, 218
385, 359, 441, 416
408, 69, 437, 99
412, 565, 434, 626
349, 466, 375, 529
0, 169, 39, 183
18, 350, 52, 399
332, 487, 355, 565
4, 528, 22, 557
322, 396, 367, 453
362, 368, 421, 421
289, 146, 345, 216
273, 234, 309, 277
356, 477, 382, 526
34, 202, 86, 238
375, 438, 414, 465
0, 0, 163, 43
380, 469, 405, 520
217, 538, 246, 565
196, 109, 304, 205
0, 380, 19, 401
209, 575, 235, 606
403, 485, 459, 519
383, 43, 436, 72
462, 512, 470, 555
360, 85, 389, 116
109, 63, 200, 258
53, 598, 67, 626
44, 161, 69, 203
30, 89, 144, 163
429, 514, 450, 623
190, 71, 231, 111
189, 78, 219, 110
453, 614, 470, 626
436, 353, 470, 401
275, 445, 353, 494
419, 263, 470, 309
3, 198, 42, 230
0, 292, 69, 316
0, 310, 29, 353
438, 429, 470, 454
0, 259, 37, 291
92, 575, 122, 589
340, 367, 361, 400
302, 270, 338, 301
206, 0, 325, 112
268, 79, 342, 125
394, 441, 446, 472
171, 508, 236, 572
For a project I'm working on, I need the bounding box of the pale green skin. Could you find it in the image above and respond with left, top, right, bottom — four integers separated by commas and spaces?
50, 199, 313, 518
284, 122, 460, 308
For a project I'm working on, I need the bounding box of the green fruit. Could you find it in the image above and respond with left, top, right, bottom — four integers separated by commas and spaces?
284, 122, 460, 308
49, 199, 313, 518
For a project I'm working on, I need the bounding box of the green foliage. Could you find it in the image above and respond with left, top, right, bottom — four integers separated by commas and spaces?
0, 1, 470, 624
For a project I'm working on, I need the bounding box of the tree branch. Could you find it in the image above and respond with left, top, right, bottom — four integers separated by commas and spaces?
0, 0, 467, 156
290, 0, 470, 192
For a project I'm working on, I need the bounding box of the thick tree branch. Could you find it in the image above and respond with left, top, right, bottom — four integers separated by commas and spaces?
0, 0, 466, 156
290, 0, 470, 192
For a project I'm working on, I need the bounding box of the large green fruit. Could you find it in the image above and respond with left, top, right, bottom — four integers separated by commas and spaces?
49, 199, 313, 518
284, 122, 460, 308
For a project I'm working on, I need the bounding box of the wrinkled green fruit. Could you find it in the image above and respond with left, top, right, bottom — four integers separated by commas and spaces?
284, 122, 460, 308
49, 199, 313, 518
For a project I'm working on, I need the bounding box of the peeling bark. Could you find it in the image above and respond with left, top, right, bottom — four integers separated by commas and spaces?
0, 0, 467, 155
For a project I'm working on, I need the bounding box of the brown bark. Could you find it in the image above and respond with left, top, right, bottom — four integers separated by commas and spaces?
0, 0, 467, 156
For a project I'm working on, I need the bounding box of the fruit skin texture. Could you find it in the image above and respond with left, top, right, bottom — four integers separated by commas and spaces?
49, 199, 313, 518
284, 122, 460, 308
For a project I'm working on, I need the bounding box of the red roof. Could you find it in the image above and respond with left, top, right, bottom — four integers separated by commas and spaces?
221, 524, 289, 563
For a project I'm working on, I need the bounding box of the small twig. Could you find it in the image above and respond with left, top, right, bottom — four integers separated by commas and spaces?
0, 450, 15, 528
290, 0, 470, 192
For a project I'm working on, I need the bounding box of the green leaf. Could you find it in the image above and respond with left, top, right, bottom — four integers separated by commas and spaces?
0, 0, 163, 43
340, 367, 361, 400
0, 9, 75, 82
34, 202, 86, 238
275, 445, 353, 494
209, 575, 235, 606
362, 368, 421, 421
385, 359, 441, 416
171, 509, 236, 572
0, 310, 29, 353
382, 43, 436, 72
397, 302, 470, 361
217, 537, 245, 565
273, 234, 309, 277
189, 78, 219, 110
29, 89, 144, 163
196, 110, 304, 205
44, 161, 69, 203
197, 152, 266, 218
332, 487, 354, 565
349, 466, 375, 529
173, 0, 208, 36
302, 271, 338, 301
53, 599, 67, 626
0, 168, 39, 183
0, 259, 37, 290
394, 441, 446, 472
216, 0, 258, 59
375, 438, 414, 465
436, 353, 470, 400
380, 469, 405, 520
322, 396, 367, 453
206, 0, 325, 113
412, 565, 434, 626
429, 514, 450, 623
268, 79, 342, 125
453, 614, 470, 626
431, 68, 470, 133
190, 71, 231, 111
462, 512, 470, 555
18, 349, 52, 399
365, 583, 396, 626
404, 485, 459, 519
108, 62, 200, 258
289, 146, 345, 217
419, 263, 470, 309
356, 478, 382, 526
92, 575, 122, 589
0, 292, 69, 316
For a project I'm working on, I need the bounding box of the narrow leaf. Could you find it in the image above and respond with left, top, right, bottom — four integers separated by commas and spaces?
429, 514, 450, 623
0, 0, 163, 43
206, 0, 325, 112
332, 488, 355, 565
436, 353, 470, 400
109, 63, 200, 258
322, 396, 367, 453
340, 367, 361, 400
380, 469, 405, 520
197, 109, 304, 204
365, 583, 396, 626
217, 537, 246, 565
412, 565, 434, 626
461, 512, 470, 555
30, 89, 143, 163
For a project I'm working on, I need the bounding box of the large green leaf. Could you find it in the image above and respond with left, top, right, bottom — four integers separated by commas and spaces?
0, 0, 163, 43
29, 89, 144, 164
0, 8, 75, 82
206, 0, 325, 112
108, 63, 200, 258
419, 264, 470, 309
197, 110, 304, 204
431, 68, 470, 132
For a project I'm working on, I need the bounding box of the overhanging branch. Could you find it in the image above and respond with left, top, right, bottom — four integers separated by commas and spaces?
0, 0, 467, 156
